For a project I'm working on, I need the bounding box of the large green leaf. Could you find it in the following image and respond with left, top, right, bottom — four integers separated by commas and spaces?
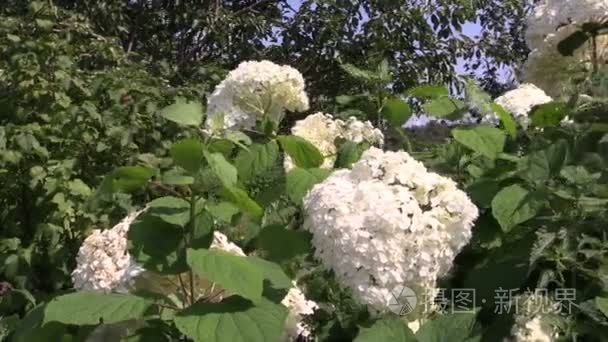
517, 140, 568, 183
464, 237, 535, 310
128, 213, 188, 274
335, 141, 370, 169
452, 126, 506, 159
530, 102, 568, 128
416, 312, 479, 342
187, 249, 264, 303
355, 318, 417, 342
162, 169, 194, 185
255, 225, 311, 262
407, 85, 449, 99
491, 103, 517, 139
170, 139, 206, 174
491, 184, 543, 232
234, 141, 279, 183
174, 296, 288, 342
160, 100, 204, 126
466, 79, 493, 116
381, 97, 412, 127
277, 135, 324, 168
102, 166, 156, 194
204, 151, 238, 187
146, 196, 191, 227
340, 63, 379, 82
221, 185, 264, 220
423, 97, 466, 118
44, 292, 152, 325
286, 167, 332, 203
248, 256, 293, 290
206, 201, 240, 223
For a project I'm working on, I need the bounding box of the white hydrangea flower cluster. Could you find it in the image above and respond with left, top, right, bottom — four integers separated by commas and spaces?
510, 294, 560, 342
72, 209, 146, 293
302, 147, 478, 311
206, 60, 309, 131
522, 0, 608, 97
281, 283, 318, 341
285, 112, 384, 171
483, 84, 553, 129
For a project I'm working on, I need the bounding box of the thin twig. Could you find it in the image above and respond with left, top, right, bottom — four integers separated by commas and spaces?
205, 289, 225, 303
177, 274, 190, 307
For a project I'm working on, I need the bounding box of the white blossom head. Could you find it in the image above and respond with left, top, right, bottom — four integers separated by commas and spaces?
72, 209, 146, 293
302, 148, 478, 312
281, 283, 318, 341
285, 112, 384, 171
510, 294, 561, 342
483, 84, 553, 129
206, 60, 309, 131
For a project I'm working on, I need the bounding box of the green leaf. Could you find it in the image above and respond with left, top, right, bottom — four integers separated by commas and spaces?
464, 237, 535, 308
491, 184, 543, 232
517, 140, 568, 183
381, 97, 412, 127
206, 201, 240, 223
35, 19, 54, 30
248, 256, 293, 289
530, 102, 568, 128
452, 126, 506, 159
222, 185, 264, 220
170, 139, 206, 174
491, 103, 517, 139
561, 165, 600, 185
466, 80, 493, 116
147, 196, 191, 227
67, 179, 92, 197
44, 292, 152, 325
93, 166, 156, 201
340, 63, 378, 82
407, 85, 449, 99
234, 141, 279, 183
377, 58, 392, 81
162, 169, 194, 185
187, 249, 264, 303
335, 141, 370, 169
416, 311, 479, 342
204, 151, 238, 187
286, 168, 332, 203
355, 318, 417, 342
174, 296, 288, 342
160, 100, 204, 126
423, 97, 466, 118
466, 179, 500, 209
255, 225, 312, 262
277, 135, 324, 168
128, 214, 188, 274
225, 131, 252, 150
595, 297, 608, 318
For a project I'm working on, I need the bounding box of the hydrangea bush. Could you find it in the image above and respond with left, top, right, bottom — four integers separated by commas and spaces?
4, 1, 608, 342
